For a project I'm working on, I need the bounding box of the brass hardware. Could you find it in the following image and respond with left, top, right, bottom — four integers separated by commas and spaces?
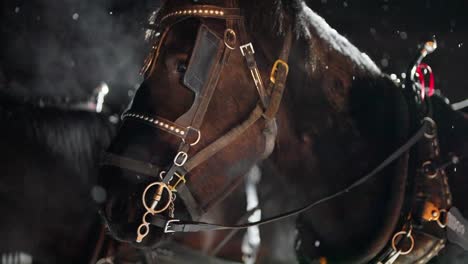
136, 222, 150, 243
137, 182, 173, 242
422, 202, 448, 228
142, 182, 172, 214
169, 172, 186, 192
136, 211, 153, 243
224, 29, 237, 50
270, 60, 289, 84
422, 201, 441, 221
391, 227, 414, 255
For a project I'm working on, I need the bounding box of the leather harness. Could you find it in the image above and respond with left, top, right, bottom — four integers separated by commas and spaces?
100, 2, 465, 264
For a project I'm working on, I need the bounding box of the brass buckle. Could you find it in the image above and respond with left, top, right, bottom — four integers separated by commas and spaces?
270, 59, 289, 84
169, 171, 186, 192
164, 219, 180, 233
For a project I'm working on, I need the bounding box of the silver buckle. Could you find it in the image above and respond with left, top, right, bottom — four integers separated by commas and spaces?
240, 43, 255, 56
164, 219, 180, 233
173, 151, 188, 167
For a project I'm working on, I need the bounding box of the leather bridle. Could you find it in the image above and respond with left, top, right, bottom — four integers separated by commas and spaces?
100, 4, 448, 262
102, 2, 293, 243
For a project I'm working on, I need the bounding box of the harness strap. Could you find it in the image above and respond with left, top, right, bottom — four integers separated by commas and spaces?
101, 153, 161, 178
183, 105, 263, 171
150, 121, 429, 233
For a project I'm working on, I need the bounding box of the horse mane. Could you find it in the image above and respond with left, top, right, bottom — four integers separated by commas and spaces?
242, 0, 383, 112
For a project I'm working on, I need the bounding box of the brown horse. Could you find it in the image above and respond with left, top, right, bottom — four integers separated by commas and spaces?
98, 0, 468, 263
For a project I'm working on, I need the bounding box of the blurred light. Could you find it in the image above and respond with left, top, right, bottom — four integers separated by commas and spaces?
96, 82, 109, 113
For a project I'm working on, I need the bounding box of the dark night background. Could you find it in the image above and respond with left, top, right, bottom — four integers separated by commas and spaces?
0, 0, 466, 262
0, 0, 467, 111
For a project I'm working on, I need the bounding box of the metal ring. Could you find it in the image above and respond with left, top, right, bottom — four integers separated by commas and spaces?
136, 222, 150, 241
224, 28, 237, 50
437, 209, 448, 228
183, 126, 201, 146
159, 170, 166, 180
391, 230, 415, 255
142, 182, 173, 214
423, 117, 437, 139
422, 161, 438, 179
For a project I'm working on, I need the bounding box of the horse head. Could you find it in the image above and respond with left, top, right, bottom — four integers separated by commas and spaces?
98, 0, 295, 248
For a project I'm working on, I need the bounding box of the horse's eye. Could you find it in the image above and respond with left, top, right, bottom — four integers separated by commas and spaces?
176, 61, 187, 73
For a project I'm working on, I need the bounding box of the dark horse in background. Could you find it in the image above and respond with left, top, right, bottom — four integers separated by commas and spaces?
0, 92, 115, 264
0, 0, 149, 262
98, 0, 468, 263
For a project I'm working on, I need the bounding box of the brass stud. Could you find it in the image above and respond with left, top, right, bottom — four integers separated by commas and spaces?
193, 10, 197, 13
204, 10, 208, 14
164, 124, 169, 128
215, 11, 219, 15
220, 11, 224, 16
180, 131, 185, 135
188, 10, 192, 14
209, 10, 214, 14
199, 9, 203, 13
149, 119, 154, 122
175, 128, 180, 133
154, 120, 159, 124
169, 126, 174, 131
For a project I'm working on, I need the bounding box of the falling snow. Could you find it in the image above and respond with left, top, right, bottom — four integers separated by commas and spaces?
399, 31, 408, 40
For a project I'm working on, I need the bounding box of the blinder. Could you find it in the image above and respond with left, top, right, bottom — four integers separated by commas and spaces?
183, 24, 223, 97
177, 23, 225, 125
